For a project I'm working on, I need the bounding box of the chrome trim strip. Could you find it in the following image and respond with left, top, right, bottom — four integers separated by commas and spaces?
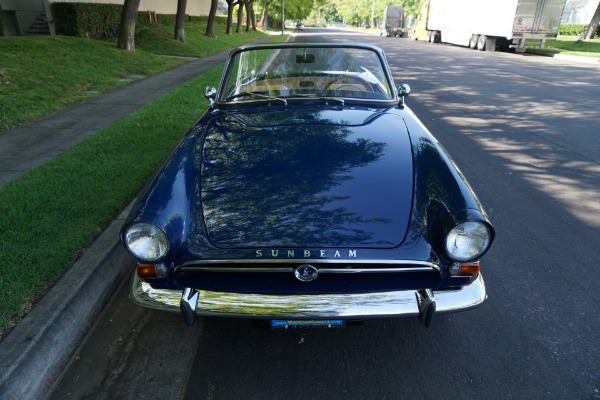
181, 267, 294, 273
181, 259, 436, 266
319, 267, 435, 273
129, 273, 486, 319
179, 259, 440, 273
177, 266, 437, 273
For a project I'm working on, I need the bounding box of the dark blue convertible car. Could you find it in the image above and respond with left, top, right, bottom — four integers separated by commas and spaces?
121, 42, 494, 328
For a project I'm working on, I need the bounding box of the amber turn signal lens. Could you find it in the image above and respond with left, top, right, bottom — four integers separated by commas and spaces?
137, 263, 158, 279
457, 262, 480, 277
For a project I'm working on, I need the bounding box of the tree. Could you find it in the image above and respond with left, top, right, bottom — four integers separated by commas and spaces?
237, 0, 246, 33
117, 0, 141, 51
245, 0, 257, 32
175, 0, 187, 42
206, 0, 219, 37
581, 1, 600, 40
328, 0, 423, 26
245, 0, 252, 32
280, 0, 315, 22
314, 1, 342, 23
249, 0, 258, 31
225, 0, 236, 34
403, 0, 425, 17
259, 0, 273, 29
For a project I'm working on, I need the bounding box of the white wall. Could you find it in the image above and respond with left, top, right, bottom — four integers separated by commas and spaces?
562, 0, 597, 24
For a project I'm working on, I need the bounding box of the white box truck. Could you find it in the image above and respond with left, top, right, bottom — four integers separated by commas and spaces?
412, 0, 566, 52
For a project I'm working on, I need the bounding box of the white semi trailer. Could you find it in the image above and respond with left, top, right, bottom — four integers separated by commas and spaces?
413, 0, 567, 52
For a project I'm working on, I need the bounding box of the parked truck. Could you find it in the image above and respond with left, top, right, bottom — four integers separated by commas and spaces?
412, 0, 566, 52
380, 6, 407, 37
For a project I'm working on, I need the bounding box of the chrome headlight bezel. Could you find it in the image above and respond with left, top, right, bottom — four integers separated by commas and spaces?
445, 221, 492, 262
124, 222, 170, 262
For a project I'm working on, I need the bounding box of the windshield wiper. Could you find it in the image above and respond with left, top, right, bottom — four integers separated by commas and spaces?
225, 91, 287, 105
288, 93, 345, 105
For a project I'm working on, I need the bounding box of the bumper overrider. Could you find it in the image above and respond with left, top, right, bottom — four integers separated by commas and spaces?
129, 271, 487, 327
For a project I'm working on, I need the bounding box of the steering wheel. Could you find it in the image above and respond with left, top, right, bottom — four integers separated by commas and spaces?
331, 84, 364, 91
325, 75, 372, 91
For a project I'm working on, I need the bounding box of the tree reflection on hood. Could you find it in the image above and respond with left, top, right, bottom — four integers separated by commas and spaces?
200, 110, 409, 248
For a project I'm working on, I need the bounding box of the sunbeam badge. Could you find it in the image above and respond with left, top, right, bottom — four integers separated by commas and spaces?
294, 264, 318, 282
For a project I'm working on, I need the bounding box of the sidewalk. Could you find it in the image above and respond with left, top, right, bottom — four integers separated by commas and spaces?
0, 33, 285, 400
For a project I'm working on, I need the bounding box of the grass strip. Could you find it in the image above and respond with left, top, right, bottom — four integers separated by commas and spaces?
134, 23, 268, 57
0, 24, 267, 131
534, 36, 600, 58
0, 33, 288, 339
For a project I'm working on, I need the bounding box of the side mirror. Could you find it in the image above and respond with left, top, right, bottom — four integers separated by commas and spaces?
397, 83, 410, 105
397, 83, 411, 97
205, 86, 217, 107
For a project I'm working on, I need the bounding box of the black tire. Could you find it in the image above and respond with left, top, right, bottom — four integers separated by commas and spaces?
477, 34, 487, 51
433, 31, 441, 43
497, 37, 511, 51
469, 34, 479, 49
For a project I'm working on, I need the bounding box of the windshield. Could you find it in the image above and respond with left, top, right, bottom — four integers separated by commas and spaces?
219, 45, 394, 103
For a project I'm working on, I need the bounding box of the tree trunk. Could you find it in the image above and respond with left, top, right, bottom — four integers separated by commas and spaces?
117, 0, 141, 51
237, 0, 245, 33
205, 0, 219, 38
249, 0, 257, 31
581, 1, 600, 40
259, 1, 271, 30
174, 0, 187, 43
226, 0, 235, 34
245, 0, 251, 32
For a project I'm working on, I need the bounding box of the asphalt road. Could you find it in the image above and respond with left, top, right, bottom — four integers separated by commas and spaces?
47, 28, 600, 400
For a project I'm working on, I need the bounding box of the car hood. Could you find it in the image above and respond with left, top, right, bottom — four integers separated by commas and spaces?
200, 108, 413, 249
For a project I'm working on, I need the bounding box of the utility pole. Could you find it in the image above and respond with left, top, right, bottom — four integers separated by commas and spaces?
281, 0, 284, 35
371, 0, 375, 30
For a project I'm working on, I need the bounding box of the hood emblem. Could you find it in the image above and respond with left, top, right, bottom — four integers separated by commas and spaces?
295, 264, 318, 282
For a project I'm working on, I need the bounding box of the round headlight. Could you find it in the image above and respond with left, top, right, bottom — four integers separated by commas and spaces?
445, 221, 491, 261
125, 222, 170, 262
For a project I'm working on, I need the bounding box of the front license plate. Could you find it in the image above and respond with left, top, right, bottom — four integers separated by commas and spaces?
271, 319, 345, 329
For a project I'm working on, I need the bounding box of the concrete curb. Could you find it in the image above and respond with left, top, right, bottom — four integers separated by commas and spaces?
550, 52, 600, 64
0, 208, 135, 399
527, 50, 600, 65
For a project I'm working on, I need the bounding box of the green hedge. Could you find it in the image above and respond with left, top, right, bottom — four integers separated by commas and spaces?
560, 24, 586, 35
560, 23, 600, 37
137, 13, 228, 26
52, 2, 228, 38
0, 4, 4, 37
52, 3, 122, 37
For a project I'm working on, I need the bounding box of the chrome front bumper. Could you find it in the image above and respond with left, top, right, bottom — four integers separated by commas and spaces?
129, 271, 487, 319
